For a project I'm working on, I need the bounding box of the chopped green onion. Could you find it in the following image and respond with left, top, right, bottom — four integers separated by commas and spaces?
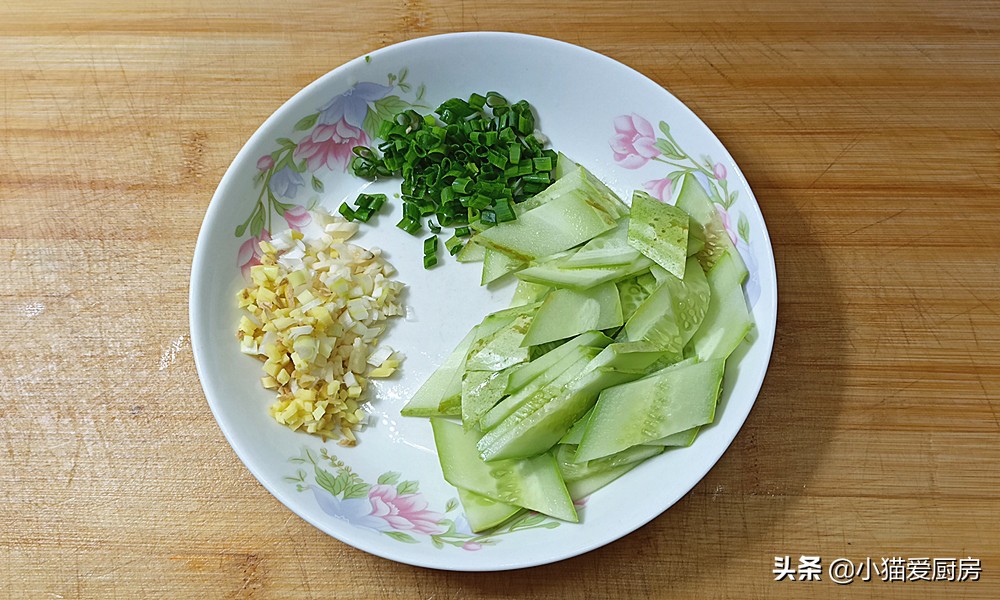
338, 202, 356, 221
445, 235, 463, 255
423, 254, 438, 269
423, 236, 438, 255
348, 91, 557, 264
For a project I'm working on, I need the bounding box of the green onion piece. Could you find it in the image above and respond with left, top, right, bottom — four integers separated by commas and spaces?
469, 93, 487, 111
532, 156, 552, 171
423, 254, 438, 269
445, 235, 463, 255
355, 207, 373, 222
494, 199, 516, 222
338, 202, 356, 221
396, 216, 420, 235
429, 220, 441, 234
423, 236, 438, 255
454, 226, 471, 237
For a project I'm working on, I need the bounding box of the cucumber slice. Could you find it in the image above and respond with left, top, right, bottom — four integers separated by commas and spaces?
646, 426, 700, 447
575, 359, 725, 461
477, 343, 667, 461
674, 174, 748, 283
617, 275, 654, 322
561, 220, 642, 269
466, 312, 533, 372
506, 331, 612, 393
401, 328, 478, 417
566, 461, 641, 500
521, 283, 623, 347
623, 256, 710, 358
558, 407, 592, 445
510, 280, 551, 307
431, 419, 577, 522
687, 221, 706, 257
456, 240, 487, 263
627, 191, 689, 279
553, 152, 579, 180
482, 248, 525, 285
690, 251, 753, 361
461, 369, 512, 431
473, 169, 621, 261
554, 444, 664, 481
516, 254, 654, 290
456, 488, 523, 533
479, 347, 595, 432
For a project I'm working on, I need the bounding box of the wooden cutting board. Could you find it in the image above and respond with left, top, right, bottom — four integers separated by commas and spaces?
1, 1, 998, 598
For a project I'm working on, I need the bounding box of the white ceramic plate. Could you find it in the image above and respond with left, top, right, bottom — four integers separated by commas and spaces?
190, 32, 777, 571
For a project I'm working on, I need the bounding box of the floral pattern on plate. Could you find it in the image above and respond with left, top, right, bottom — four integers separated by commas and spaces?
286, 447, 563, 550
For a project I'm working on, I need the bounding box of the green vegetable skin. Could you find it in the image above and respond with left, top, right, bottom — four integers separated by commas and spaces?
401, 159, 754, 532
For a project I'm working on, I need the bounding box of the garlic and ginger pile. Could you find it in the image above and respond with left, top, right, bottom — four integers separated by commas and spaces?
236, 210, 404, 444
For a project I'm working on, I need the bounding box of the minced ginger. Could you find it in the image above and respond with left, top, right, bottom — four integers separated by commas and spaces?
236, 210, 404, 445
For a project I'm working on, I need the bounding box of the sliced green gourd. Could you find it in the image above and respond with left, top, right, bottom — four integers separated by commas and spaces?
674, 174, 748, 283
456, 240, 487, 263
479, 347, 595, 432
465, 312, 534, 372
561, 219, 642, 268
646, 426, 700, 447
516, 254, 654, 290
687, 221, 706, 256
521, 283, 623, 347
473, 168, 623, 261
401, 328, 478, 417
553, 152, 579, 180
461, 368, 513, 431
506, 331, 612, 393
431, 418, 577, 522
510, 280, 551, 307
558, 407, 593, 445
690, 251, 753, 361
456, 488, 523, 533
617, 275, 654, 322
554, 443, 664, 481
623, 256, 710, 359
482, 248, 525, 285
575, 359, 725, 461
566, 461, 641, 500
477, 342, 667, 461
627, 191, 689, 279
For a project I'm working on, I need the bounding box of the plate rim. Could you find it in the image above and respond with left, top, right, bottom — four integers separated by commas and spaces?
189, 30, 778, 571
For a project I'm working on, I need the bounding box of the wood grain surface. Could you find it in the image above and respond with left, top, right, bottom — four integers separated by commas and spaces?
1, 0, 998, 598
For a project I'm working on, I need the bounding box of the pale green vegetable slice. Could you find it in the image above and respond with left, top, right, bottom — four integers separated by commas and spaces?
627, 190, 689, 279
521, 283, 623, 347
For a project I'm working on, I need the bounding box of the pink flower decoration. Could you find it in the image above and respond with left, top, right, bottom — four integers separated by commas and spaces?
283, 205, 312, 231
294, 117, 368, 172
367, 484, 444, 535
715, 204, 738, 244
713, 162, 727, 181
610, 113, 660, 169
462, 541, 483, 551
643, 177, 673, 202
257, 155, 274, 171
237, 229, 270, 279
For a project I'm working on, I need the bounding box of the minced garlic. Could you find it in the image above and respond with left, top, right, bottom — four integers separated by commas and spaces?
236, 209, 404, 445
